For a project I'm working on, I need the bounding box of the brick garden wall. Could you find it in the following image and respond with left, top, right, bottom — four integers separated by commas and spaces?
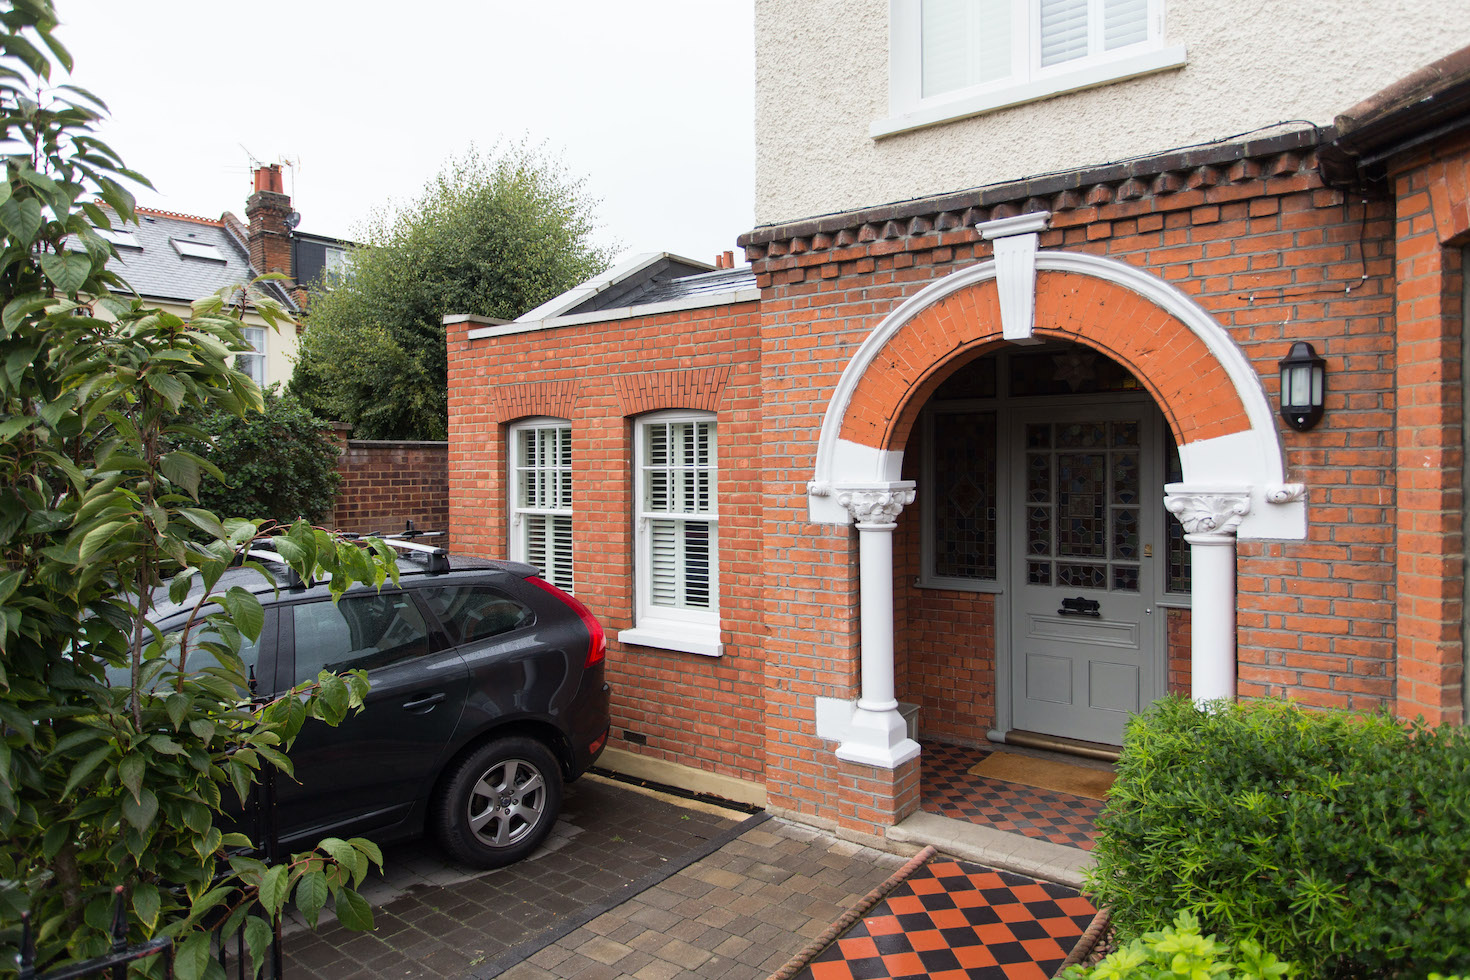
330, 438, 450, 537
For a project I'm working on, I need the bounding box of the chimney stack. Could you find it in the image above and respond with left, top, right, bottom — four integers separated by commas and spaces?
246, 164, 294, 279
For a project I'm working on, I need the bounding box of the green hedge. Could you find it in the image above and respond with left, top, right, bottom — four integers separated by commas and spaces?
1087, 697, 1470, 977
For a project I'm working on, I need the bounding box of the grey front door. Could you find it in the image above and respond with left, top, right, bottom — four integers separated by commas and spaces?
1007, 405, 1161, 745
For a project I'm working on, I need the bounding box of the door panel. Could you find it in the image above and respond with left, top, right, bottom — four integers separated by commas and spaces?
1009, 406, 1159, 745
276, 592, 471, 841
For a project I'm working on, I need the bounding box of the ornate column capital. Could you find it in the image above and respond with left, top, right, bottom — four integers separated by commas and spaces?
1164, 487, 1251, 536
835, 483, 916, 528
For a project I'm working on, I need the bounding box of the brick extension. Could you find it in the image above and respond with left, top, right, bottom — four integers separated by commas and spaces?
446, 118, 1469, 838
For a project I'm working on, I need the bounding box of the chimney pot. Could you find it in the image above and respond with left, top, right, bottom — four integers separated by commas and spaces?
254, 164, 283, 195
723, 250, 734, 269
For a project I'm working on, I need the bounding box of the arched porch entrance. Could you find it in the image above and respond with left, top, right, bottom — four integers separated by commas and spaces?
810, 213, 1307, 771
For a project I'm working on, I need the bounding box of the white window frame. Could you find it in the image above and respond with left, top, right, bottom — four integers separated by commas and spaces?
237, 326, 267, 387
875, 0, 1186, 138
508, 418, 575, 593
618, 410, 722, 657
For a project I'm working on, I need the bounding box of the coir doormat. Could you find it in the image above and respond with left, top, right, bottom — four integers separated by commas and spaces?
967, 751, 1115, 801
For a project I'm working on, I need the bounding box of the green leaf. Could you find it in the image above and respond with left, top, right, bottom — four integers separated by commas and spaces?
258, 864, 289, 916
243, 916, 274, 976
173, 932, 211, 980
0, 195, 42, 243
159, 450, 202, 498
77, 519, 128, 561
333, 887, 374, 931
144, 370, 187, 410
119, 753, 144, 802
42, 821, 69, 859
219, 586, 265, 641
133, 882, 161, 932
177, 508, 227, 541
38, 250, 91, 294
121, 787, 159, 831
61, 743, 112, 798
317, 672, 349, 725
295, 870, 328, 928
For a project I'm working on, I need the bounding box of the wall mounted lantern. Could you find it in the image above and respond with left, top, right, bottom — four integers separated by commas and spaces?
1278, 341, 1326, 431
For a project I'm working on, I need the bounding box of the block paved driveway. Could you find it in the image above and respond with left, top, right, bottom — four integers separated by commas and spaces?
283, 774, 906, 979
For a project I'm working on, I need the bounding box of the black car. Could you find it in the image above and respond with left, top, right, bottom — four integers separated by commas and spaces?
142, 541, 611, 869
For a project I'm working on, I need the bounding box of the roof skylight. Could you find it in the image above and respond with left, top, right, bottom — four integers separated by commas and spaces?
171, 237, 226, 262
96, 227, 141, 249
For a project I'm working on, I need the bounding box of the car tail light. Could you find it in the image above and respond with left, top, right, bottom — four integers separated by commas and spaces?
529, 577, 606, 668
588, 726, 608, 757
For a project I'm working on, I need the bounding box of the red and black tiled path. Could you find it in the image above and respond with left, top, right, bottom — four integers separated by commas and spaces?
920, 742, 1105, 851
794, 859, 1099, 980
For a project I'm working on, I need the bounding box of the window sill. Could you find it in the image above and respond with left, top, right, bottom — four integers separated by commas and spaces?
618, 625, 723, 658
915, 576, 1003, 594
872, 45, 1188, 139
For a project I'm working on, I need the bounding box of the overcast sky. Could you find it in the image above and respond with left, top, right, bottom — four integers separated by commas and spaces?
55, 1, 755, 267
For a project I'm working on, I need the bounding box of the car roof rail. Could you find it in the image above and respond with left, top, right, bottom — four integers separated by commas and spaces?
378, 537, 451, 575
353, 521, 451, 574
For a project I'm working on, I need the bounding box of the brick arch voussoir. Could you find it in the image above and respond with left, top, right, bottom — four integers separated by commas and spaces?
1034, 272, 1252, 447
837, 272, 1253, 456
839, 280, 1005, 452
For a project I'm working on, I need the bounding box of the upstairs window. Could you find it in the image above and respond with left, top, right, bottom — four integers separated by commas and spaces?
878, 0, 1184, 137
237, 326, 267, 387
509, 419, 574, 592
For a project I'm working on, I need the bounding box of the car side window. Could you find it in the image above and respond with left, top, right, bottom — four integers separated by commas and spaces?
418, 586, 533, 647
107, 623, 264, 691
291, 593, 430, 684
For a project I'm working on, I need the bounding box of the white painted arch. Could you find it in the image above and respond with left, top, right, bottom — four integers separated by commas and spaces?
807, 248, 1306, 540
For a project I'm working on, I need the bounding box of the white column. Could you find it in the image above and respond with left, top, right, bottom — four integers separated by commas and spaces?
1164, 487, 1251, 704
833, 483, 921, 769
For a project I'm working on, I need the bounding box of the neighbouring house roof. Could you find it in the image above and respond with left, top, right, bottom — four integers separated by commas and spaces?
1319, 42, 1470, 188
99, 206, 299, 314
454, 252, 759, 341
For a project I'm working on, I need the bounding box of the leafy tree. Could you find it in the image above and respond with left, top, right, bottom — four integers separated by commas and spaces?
291, 144, 613, 440
0, 3, 395, 974
180, 389, 342, 527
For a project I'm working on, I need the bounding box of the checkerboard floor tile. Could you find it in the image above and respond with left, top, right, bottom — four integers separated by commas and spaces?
920, 742, 1104, 851
797, 860, 1098, 980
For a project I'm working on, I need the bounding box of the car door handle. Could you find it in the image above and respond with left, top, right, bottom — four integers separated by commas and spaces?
402, 692, 447, 713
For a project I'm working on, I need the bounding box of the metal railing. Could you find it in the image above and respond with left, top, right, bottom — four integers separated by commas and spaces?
15, 769, 287, 979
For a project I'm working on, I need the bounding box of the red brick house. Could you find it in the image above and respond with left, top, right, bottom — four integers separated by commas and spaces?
446, 20, 1470, 840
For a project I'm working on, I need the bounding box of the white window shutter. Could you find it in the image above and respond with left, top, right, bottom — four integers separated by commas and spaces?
1039, 0, 1089, 67
921, 0, 1013, 97
1102, 0, 1148, 50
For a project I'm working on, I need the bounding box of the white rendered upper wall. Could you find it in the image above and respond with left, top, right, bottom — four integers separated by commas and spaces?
753, 0, 1470, 227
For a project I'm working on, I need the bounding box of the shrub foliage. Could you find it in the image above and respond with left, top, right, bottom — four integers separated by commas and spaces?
1088, 697, 1470, 978
1062, 910, 1297, 980
180, 389, 341, 527
290, 144, 612, 440
0, 4, 394, 975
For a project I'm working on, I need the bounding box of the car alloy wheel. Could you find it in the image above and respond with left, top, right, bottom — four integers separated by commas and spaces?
467, 756, 547, 847
434, 735, 563, 868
